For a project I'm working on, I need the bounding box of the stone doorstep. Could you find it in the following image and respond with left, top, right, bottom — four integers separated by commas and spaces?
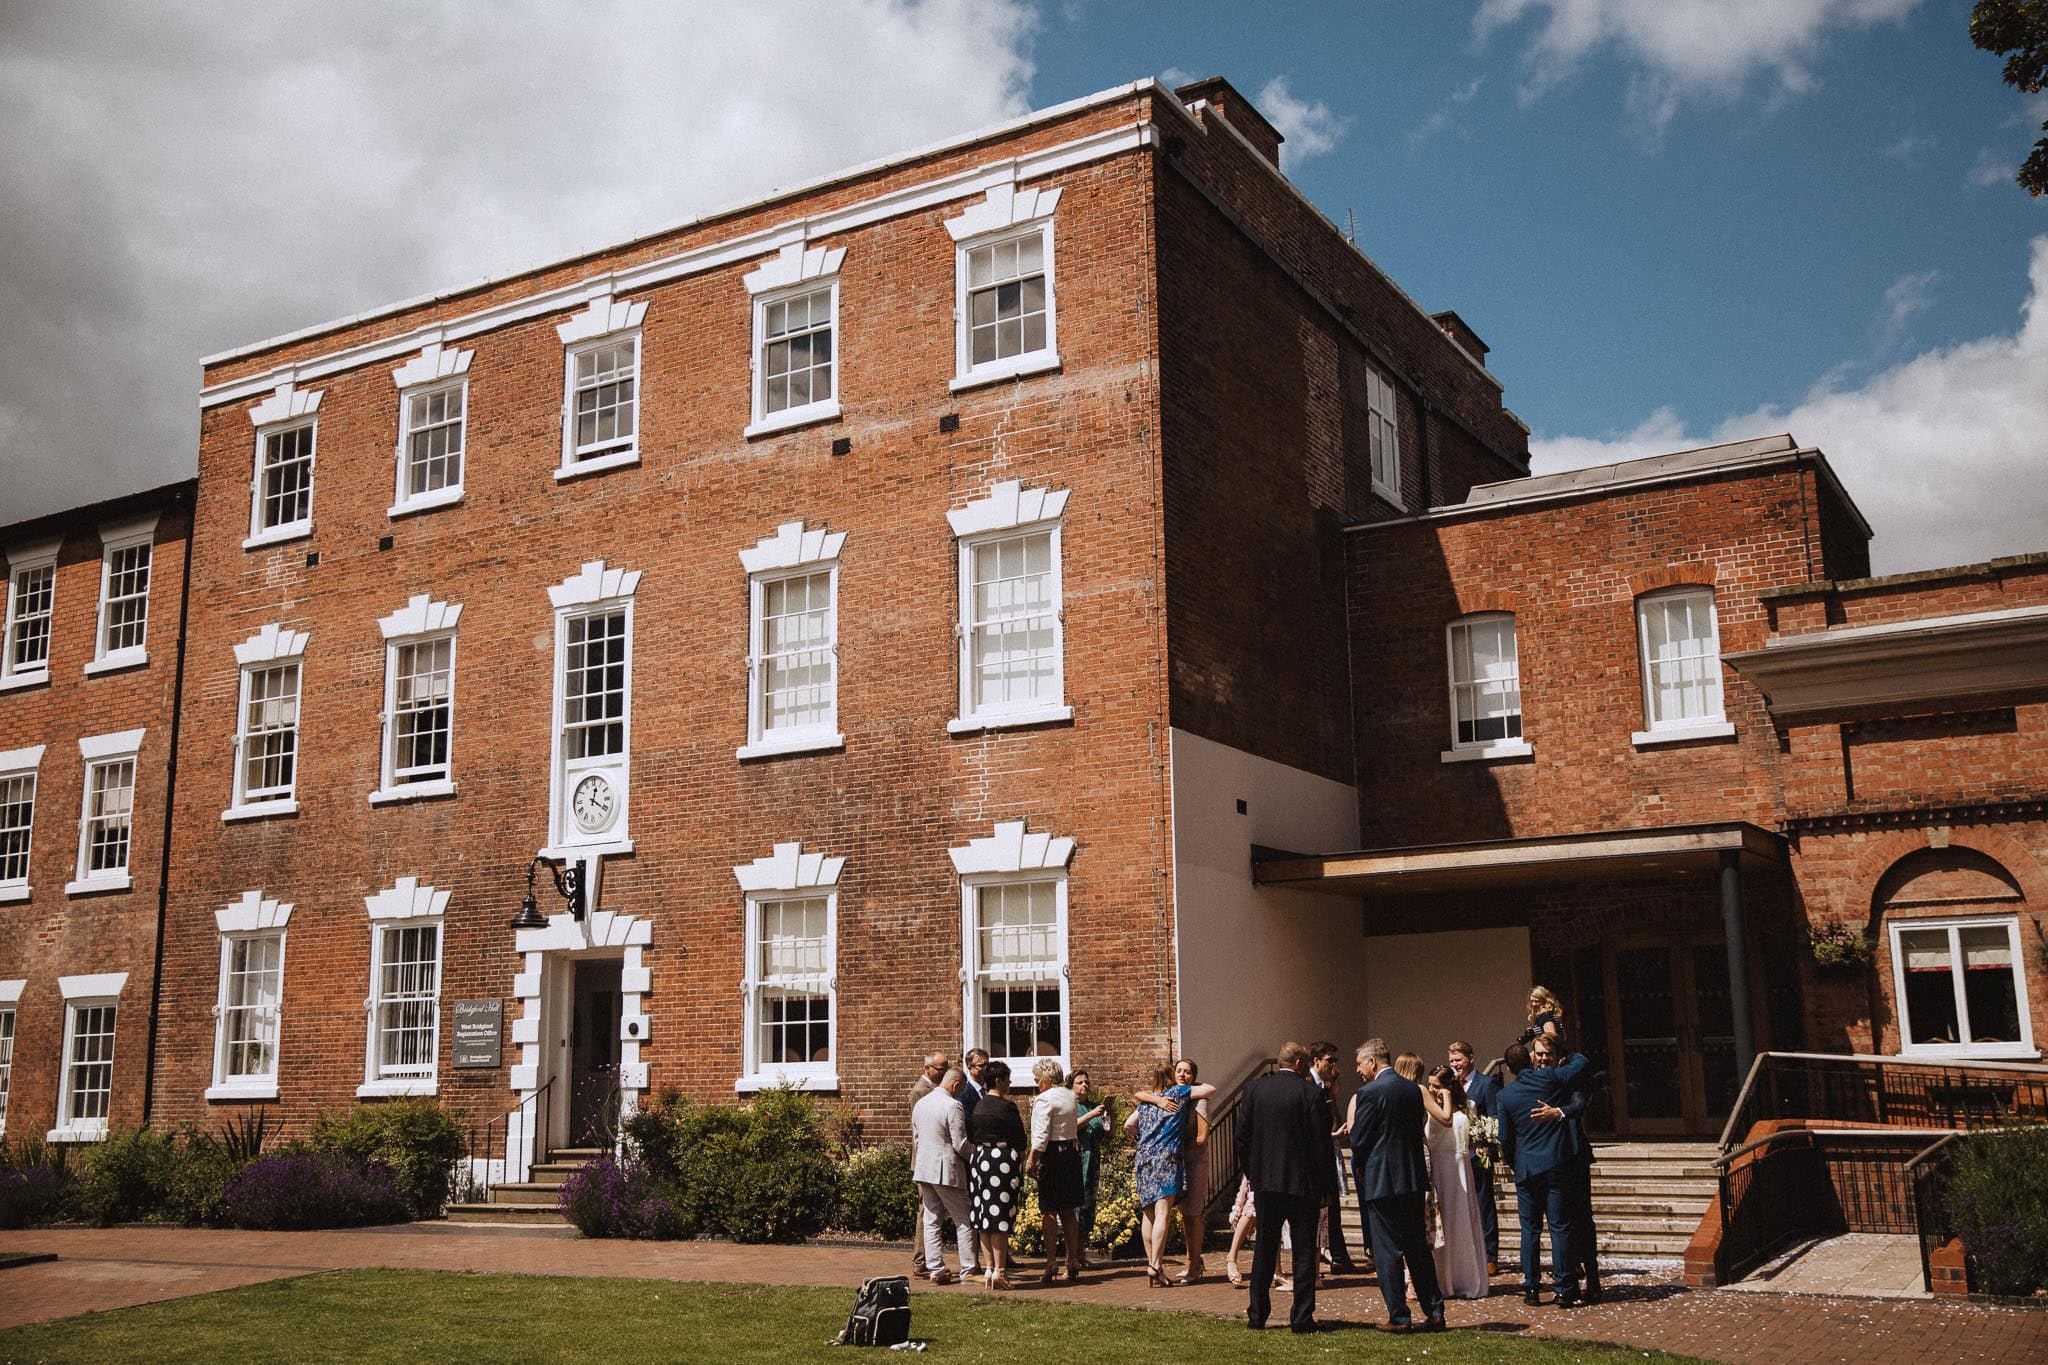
443, 1204, 570, 1227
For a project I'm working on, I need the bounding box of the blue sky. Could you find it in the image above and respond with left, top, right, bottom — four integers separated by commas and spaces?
2, 1, 2041, 571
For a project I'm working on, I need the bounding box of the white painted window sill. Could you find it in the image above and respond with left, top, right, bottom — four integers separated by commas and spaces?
554, 449, 640, 482
1897, 1046, 2040, 1063
734, 1072, 840, 1094
207, 1081, 279, 1102
950, 351, 1060, 393
47, 1127, 109, 1144
948, 704, 1074, 735
537, 838, 636, 861
744, 399, 842, 440
65, 874, 132, 896
0, 884, 30, 904
357, 1079, 437, 1098
222, 798, 299, 823
736, 732, 845, 762
388, 486, 464, 519
1440, 740, 1534, 764
84, 649, 148, 677
0, 670, 50, 692
369, 779, 457, 806
243, 523, 312, 551
1631, 720, 1736, 748
1371, 478, 1402, 505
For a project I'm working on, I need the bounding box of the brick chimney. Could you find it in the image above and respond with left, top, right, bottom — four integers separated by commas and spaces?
1174, 76, 1284, 168
1430, 310, 1490, 366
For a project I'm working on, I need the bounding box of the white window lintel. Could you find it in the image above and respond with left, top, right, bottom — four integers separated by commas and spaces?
556, 294, 647, 346
391, 341, 474, 390
548, 560, 642, 610
78, 729, 144, 761
365, 875, 451, 922
377, 595, 463, 641
59, 972, 128, 999
743, 242, 846, 296
733, 841, 845, 894
216, 890, 294, 934
948, 820, 1075, 876
234, 623, 309, 666
97, 514, 159, 550
740, 522, 846, 575
947, 480, 1070, 538
944, 184, 1062, 242
247, 381, 323, 428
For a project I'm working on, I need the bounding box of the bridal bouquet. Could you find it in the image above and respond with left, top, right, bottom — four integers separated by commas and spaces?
1469, 1114, 1501, 1168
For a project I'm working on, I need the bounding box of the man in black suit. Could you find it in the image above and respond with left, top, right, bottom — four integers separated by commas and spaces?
1307, 1040, 1356, 1272
1449, 1040, 1500, 1273
1234, 1040, 1329, 1333
1349, 1037, 1446, 1332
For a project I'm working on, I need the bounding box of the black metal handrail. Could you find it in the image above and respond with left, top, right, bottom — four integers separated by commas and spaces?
1906, 1131, 1965, 1296
459, 1077, 554, 1203
1201, 1056, 1277, 1226
1717, 1050, 2048, 1151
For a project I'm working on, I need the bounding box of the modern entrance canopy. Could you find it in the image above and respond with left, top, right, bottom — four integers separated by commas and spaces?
1252, 820, 1787, 897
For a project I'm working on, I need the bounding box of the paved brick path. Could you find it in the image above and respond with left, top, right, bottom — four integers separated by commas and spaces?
2, 1225, 2042, 1362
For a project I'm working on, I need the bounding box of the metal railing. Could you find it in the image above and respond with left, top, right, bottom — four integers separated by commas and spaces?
1201, 1056, 1277, 1226
1717, 1051, 2048, 1151
1906, 1132, 1964, 1295
458, 1076, 554, 1204
1712, 1124, 1959, 1284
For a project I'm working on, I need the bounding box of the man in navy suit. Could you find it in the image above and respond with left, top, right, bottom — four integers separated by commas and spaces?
1234, 1041, 1330, 1333
1498, 1034, 1591, 1307
1448, 1040, 1499, 1272
1349, 1038, 1445, 1332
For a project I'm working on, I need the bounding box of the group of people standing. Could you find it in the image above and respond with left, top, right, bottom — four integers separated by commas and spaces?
903, 987, 1602, 1333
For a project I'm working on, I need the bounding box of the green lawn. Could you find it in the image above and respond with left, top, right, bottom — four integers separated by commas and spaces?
0, 1269, 1700, 1363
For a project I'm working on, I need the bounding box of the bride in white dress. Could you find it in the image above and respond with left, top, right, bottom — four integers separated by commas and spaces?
1422, 1064, 1490, 1299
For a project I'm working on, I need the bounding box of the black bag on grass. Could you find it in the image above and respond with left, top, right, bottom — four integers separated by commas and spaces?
836, 1274, 912, 1347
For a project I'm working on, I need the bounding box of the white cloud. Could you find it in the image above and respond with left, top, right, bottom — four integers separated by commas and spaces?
1878, 269, 1938, 350
0, 0, 1037, 523
1476, 0, 1921, 123
1969, 149, 2016, 189
1255, 76, 1351, 169
1885, 130, 1936, 162
1529, 236, 2048, 575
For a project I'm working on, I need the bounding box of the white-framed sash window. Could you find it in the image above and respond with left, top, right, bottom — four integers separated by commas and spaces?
0, 1001, 14, 1136
949, 820, 1074, 1073
556, 294, 647, 479
1, 541, 58, 688
1633, 586, 1732, 745
547, 562, 638, 852
0, 746, 40, 902
1891, 916, 2036, 1060
733, 842, 843, 1092
70, 730, 143, 895
742, 244, 845, 437
244, 384, 321, 548
1367, 365, 1401, 504
1443, 614, 1528, 761
214, 932, 285, 1090
947, 481, 1072, 733
88, 516, 156, 673
366, 920, 441, 1092
235, 664, 300, 808
51, 973, 126, 1142
945, 185, 1061, 390
738, 522, 847, 759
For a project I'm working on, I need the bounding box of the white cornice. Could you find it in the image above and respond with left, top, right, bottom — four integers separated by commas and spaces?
234, 623, 309, 665
247, 382, 322, 428
217, 890, 293, 933
743, 243, 845, 296
947, 480, 1070, 537
549, 560, 641, 609
556, 295, 648, 346
199, 119, 1157, 411
366, 875, 451, 921
948, 820, 1075, 875
378, 594, 462, 640
944, 184, 1062, 242
1725, 603, 2048, 716
391, 342, 474, 390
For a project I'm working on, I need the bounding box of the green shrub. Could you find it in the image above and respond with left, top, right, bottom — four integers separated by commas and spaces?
1943, 1125, 2048, 1296
615, 1087, 840, 1243
310, 1099, 463, 1219
73, 1127, 179, 1226
164, 1128, 242, 1227
834, 1142, 918, 1240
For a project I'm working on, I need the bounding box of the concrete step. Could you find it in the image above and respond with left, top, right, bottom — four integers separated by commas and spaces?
444, 1202, 571, 1227
550, 1147, 607, 1161
1499, 1213, 1701, 1237
525, 1163, 590, 1187
485, 1183, 568, 1207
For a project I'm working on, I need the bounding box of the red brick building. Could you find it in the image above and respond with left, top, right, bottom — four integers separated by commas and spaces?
5, 78, 2041, 1160
0, 482, 193, 1143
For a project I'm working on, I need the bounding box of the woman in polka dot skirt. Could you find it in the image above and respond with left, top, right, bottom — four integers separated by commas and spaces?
967, 1058, 1028, 1290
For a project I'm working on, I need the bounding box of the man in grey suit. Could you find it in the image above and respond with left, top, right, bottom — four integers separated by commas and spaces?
911, 1067, 980, 1283
907, 1052, 948, 1271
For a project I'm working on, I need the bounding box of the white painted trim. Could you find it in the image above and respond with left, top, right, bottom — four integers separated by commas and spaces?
46, 1128, 111, 1144
748, 269, 840, 436
391, 341, 474, 389
736, 733, 845, 761
366, 876, 452, 921
950, 212, 1058, 388
0, 886, 30, 903
97, 514, 159, 545
59, 973, 128, 998
732, 841, 846, 893
0, 745, 46, 770
957, 869, 1070, 1075
948, 820, 1075, 875
241, 524, 312, 551
946, 480, 1070, 537
78, 729, 144, 761
64, 875, 131, 896
944, 183, 1062, 242
0, 979, 23, 1004
0, 673, 49, 692
1440, 740, 1534, 764
3, 537, 60, 563
739, 886, 838, 1087
377, 595, 462, 641
234, 623, 309, 665
948, 351, 1061, 393
1889, 914, 2037, 1061
247, 382, 323, 427
945, 705, 1073, 734
743, 550, 840, 756
83, 650, 148, 677
206, 1082, 280, 1102
369, 779, 456, 806
556, 294, 648, 345
388, 486, 464, 519
739, 522, 846, 575
221, 798, 298, 823
559, 329, 642, 473
357, 1078, 437, 1098
742, 399, 842, 441
734, 1072, 840, 1094
548, 560, 642, 609
1631, 721, 1736, 748
217, 890, 294, 933
552, 449, 642, 482
742, 243, 846, 295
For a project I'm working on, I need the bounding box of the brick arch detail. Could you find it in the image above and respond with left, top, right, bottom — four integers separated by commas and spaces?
1838, 827, 2048, 927
1452, 589, 1522, 616
1628, 564, 1720, 597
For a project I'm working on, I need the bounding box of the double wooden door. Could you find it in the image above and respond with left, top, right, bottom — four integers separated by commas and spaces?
1571, 936, 1741, 1136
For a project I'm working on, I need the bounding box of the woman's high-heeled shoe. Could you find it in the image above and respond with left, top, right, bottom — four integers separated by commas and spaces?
1226, 1263, 1245, 1287
1146, 1262, 1168, 1287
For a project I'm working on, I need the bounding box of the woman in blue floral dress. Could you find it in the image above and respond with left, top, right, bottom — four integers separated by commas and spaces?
1132, 1062, 1193, 1286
